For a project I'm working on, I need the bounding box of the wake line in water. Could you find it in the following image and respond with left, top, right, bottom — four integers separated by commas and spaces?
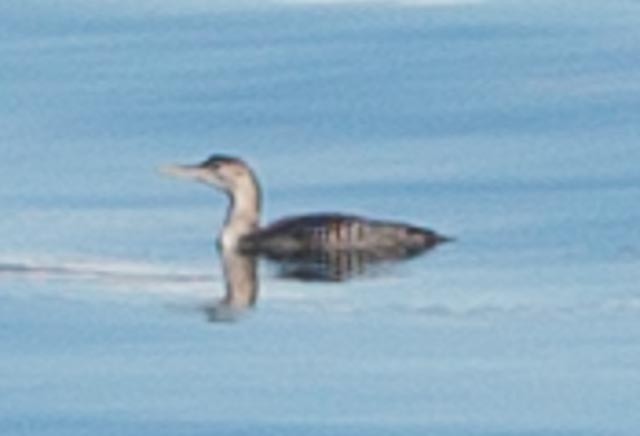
0, 258, 215, 286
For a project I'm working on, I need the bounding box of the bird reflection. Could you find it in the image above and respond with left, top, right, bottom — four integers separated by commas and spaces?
267, 245, 433, 282
204, 248, 258, 322
205, 244, 438, 322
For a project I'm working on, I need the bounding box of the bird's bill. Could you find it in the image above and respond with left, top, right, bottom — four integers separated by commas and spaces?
159, 164, 208, 181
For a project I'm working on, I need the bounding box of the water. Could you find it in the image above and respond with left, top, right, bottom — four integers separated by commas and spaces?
2, 0, 640, 434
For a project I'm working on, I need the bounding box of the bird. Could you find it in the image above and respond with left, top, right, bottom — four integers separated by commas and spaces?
161, 155, 451, 262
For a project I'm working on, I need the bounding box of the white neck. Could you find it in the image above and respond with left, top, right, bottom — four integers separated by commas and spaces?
220, 175, 261, 250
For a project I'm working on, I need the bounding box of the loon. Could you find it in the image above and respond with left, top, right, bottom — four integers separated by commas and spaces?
162, 155, 450, 259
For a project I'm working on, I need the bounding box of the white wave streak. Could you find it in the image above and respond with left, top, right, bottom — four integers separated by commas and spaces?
391, 298, 640, 319
0, 257, 215, 287
10, 0, 485, 18
274, 0, 483, 5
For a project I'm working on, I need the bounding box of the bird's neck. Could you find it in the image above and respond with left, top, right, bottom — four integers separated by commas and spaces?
221, 177, 261, 250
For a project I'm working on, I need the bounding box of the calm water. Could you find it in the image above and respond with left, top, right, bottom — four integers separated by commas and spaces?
2, 0, 640, 434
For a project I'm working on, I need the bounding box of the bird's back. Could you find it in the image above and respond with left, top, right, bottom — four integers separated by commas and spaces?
239, 213, 448, 259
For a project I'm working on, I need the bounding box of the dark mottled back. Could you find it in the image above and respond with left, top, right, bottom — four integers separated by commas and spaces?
239, 213, 449, 259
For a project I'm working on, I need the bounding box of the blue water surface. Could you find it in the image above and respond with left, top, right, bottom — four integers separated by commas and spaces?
1, 0, 639, 434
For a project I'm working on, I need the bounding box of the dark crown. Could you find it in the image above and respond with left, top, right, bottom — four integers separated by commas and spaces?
199, 154, 245, 168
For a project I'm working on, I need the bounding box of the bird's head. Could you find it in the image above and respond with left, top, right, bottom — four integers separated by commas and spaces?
161, 155, 256, 193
